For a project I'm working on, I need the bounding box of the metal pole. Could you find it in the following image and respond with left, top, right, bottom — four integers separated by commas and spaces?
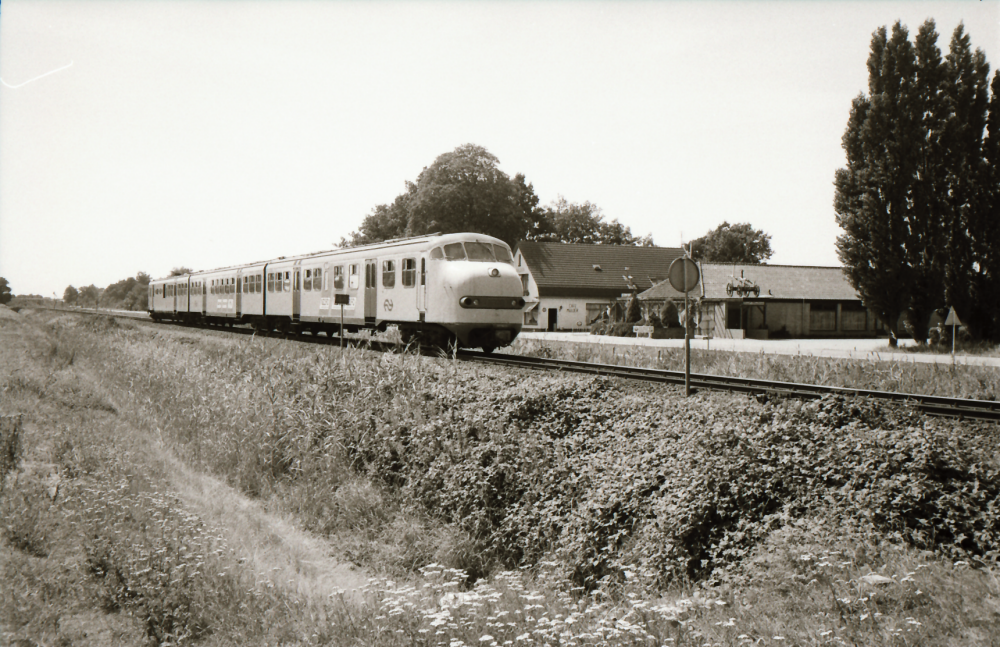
684, 259, 691, 397
340, 304, 345, 349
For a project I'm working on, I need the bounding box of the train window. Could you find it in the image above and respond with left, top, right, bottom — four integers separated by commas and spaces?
493, 245, 513, 264
465, 242, 496, 262
429, 246, 444, 260
283, 271, 291, 292
382, 260, 395, 288
443, 243, 466, 261
294, 271, 300, 291
421, 258, 426, 286
257, 274, 262, 293
333, 266, 344, 290
314, 268, 322, 291
304, 269, 312, 291
267, 273, 274, 292
349, 264, 359, 290
401, 258, 416, 288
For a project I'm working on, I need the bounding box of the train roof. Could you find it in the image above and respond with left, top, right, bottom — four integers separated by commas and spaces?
150, 232, 511, 282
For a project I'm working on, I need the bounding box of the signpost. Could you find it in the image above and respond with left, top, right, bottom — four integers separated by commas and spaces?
944, 306, 962, 357
668, 255, 700, 396
334, 293, 350, 348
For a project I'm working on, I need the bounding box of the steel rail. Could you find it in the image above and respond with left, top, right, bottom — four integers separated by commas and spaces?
457, 351, 1000, 422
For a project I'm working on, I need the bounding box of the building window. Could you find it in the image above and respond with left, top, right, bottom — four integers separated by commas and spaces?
810, 302, 837, 331
520, 274, 529, 297
586, 303, 606, 324
841, 302, 867, 331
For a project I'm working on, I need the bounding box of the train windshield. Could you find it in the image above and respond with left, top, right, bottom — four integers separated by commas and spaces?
465, 242, 496, 262
430, 242, 512, 263
442, 243, 467, 261
492, 245, 513, 264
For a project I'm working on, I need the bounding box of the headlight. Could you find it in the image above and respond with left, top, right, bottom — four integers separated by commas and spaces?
460, 296, 525, 309
489, 268, 500, 277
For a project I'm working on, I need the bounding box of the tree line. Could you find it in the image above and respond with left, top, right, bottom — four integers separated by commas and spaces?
63, 272, 151, 311
342, 143, 773, 263
47, 146, 773, 312
836, 20, 999, 343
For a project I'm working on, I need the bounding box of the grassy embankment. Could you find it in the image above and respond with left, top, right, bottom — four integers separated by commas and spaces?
3, 308, 1000, 646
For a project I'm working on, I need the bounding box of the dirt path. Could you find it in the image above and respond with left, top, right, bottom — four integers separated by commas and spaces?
151, 443, 370, 603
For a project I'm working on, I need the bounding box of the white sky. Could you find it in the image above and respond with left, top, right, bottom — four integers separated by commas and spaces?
1, 1, 998, 297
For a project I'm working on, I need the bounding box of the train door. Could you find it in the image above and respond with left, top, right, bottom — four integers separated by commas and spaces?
292, 263, 301, 322
236, 273, 243, 316
417, 257, 426, 313
547, 308, 557, 332
364, 259, 377, 323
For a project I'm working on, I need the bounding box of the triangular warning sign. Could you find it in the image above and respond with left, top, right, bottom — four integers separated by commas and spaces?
944, 307, 963, 327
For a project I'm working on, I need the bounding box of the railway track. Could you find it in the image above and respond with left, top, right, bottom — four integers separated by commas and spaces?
42, 307, 1000, 422
458, 350, 1000, 422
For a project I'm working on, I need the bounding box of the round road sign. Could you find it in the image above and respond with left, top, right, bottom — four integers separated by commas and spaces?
668, 257, 700, 292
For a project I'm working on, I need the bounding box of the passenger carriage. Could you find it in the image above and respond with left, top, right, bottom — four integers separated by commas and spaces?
148, 232, 524, 351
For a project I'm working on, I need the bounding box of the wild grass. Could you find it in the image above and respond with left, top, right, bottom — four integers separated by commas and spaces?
4, 311, 1000, 645
512, 336, 1000, 400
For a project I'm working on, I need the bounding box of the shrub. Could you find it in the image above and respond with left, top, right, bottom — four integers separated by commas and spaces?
0, 415, 22, 491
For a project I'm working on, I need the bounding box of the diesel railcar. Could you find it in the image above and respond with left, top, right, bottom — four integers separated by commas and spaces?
148, 233, 525, 352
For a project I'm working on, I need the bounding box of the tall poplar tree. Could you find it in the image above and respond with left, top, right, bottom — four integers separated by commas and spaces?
835, 20, 997, 342
835, 23, 918, 344
940, 25, 994, 339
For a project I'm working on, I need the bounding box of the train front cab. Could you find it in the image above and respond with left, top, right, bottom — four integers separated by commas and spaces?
420, 235, 523, 351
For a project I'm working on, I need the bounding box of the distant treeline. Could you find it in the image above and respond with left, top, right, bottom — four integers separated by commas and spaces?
64, 273, 150, 311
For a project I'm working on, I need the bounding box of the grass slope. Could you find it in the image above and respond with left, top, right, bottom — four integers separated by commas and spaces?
3, 309, 1000, 645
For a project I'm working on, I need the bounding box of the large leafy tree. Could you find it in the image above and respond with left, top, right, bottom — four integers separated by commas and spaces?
835, 20, 997, 343
689, 222, 773, 264
102, 272, 151, 311
528, 197, 652, 246
405, 144, 539, 247
0, 277, 12, 305
63, 285, 79, 305
343, 144, 650, 248
78, 285, 101, 308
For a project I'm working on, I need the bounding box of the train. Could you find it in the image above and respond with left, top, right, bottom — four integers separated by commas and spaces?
148, 232, 525, 352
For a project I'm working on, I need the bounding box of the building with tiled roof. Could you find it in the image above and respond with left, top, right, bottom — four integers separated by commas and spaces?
640, 262, 879, 339
513, 241, 685, 331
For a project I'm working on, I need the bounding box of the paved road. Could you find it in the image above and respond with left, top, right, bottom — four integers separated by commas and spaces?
518, 332, 1000, 367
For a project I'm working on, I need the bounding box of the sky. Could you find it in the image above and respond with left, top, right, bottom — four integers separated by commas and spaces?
1, 0, 998, 297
